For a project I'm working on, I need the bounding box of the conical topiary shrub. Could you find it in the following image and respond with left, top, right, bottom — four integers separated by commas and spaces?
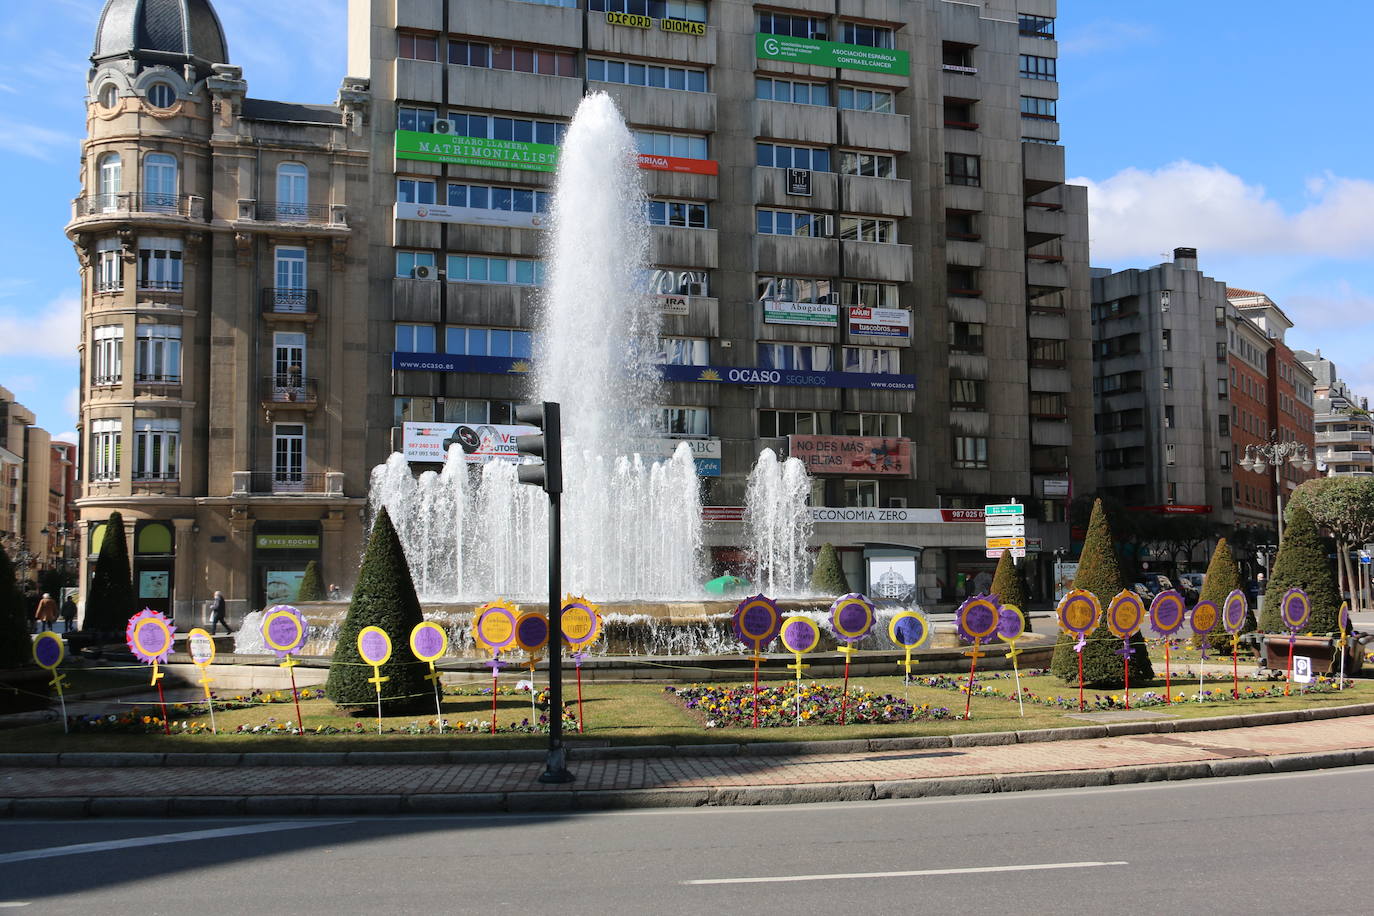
85, 511, 134, 637
1261, 501, 1341, 634
990, 549, 1032, 633
0, 544, 30, 669
297, 560, 324, 602
1051, 498, 1154, 687
809, 543, 850, 595
1200, 538, 1252, 653
324, 507, 429, 713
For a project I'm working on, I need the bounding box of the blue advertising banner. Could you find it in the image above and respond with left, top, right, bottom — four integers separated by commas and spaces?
392, 352, 915, 391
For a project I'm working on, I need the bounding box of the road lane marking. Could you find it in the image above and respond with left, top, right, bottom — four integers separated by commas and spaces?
0, 820, 354, 865
684, 860, 1129, 885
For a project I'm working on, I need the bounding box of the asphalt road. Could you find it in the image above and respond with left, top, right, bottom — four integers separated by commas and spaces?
2, 765, 1372, 914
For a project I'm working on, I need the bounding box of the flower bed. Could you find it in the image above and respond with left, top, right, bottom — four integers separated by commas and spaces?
666, 682, 956, 728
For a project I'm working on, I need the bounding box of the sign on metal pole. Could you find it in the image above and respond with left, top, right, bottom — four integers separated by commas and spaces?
985, 503, 1025, 516
987, 548, 1027, 559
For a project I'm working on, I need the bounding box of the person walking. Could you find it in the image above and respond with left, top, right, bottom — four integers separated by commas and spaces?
209, 590, 232, 635
61, 595, 78, 633
34, 593, 58, 632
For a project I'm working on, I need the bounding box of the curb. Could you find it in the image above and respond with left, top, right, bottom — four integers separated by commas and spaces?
4, 701, 1373, 769
6, 748, 1374, 819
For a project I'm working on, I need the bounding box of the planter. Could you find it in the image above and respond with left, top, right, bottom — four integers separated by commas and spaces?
1260, 634, 1367, 676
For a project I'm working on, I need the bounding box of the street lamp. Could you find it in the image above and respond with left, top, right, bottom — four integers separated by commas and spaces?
1238, 431, 1314, 541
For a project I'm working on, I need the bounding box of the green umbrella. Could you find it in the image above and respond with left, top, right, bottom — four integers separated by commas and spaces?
704, 574, 749, 595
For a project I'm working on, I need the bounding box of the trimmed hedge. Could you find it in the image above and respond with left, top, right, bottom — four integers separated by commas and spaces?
1261, 501, 1341, 634
809, 543, 850, 596
85, 511, 134, 636
989, 549, 1032, 633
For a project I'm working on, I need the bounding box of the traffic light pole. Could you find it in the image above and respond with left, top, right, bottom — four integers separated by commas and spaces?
539, 485, 572, 783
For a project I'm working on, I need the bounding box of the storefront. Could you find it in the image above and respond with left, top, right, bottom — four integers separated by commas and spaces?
132, 520, 175, 616
252, 521, 322, 610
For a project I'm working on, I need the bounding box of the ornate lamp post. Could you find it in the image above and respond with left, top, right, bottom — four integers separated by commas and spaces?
1238, 431, 1313, 541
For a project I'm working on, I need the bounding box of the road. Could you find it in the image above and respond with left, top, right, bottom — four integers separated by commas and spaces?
2, 766, 1371, 914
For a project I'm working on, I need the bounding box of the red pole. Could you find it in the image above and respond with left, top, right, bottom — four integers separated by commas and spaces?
1124, 641, 1131, 710
576, 664, 584, 734
155, 679, 171, 736
1286, 635, 1294, 696
1077, 649, 1084, 711
289, 666, 305, 736
840, 651, 852, 725
964, 649, 979, 720
490, 669, 498, 734
1232, 640, 1239, 700
1164, 642, 1172, 704
752, 654, 760, 729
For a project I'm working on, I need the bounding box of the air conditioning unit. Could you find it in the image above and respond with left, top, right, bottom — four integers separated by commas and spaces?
683, 282, 704, 296
412, 264, 436, 280
819, 292, 840, 304
812, 26, 827, 40
886, 497, 907, 508
432, 119, 457, 135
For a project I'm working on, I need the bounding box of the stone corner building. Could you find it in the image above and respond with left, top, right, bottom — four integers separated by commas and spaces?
67, 0, 371, 623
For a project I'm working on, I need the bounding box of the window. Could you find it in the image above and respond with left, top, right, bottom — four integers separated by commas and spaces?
757, 11, 825, 39
92, 326, 123, 385
587, 58, 707, 92
133, 418, 179, 480
90, 418, 121, 481
647, 199, 708, 228
1029, 338, 1066, 365
1031, 392, 1067, 417
944, 98, 976, 128
397, 106, 437, 133
1219, 415, 1230, 437
135, 325, 181, 383
945, 153, 980, 187
839, 216, 895, 243
395, 324, 437, 353
659, 407, 709, 436
447, 183, 551, 214
96, 237, 123, 292
1019, 15, 1054, 39
648, 268, 711, 297
659, 337, 709, 366
97, 153, 122, 211
756, 143, 831, 171
397, 178, 437, 205
840, 22, 894, 49
99, 83, 119, 108
395, 396, 435, 425
942, 42, 974, 70
398, 32, 439, 61
273, 331, 306, 391
445, 326, 534, 358
947, 267, 979, 295
843, 480, 879, 507
950, 321, 984, 353
143, 152, 178, 210
1158, 329, 1171, 351
632, 130, 708, 160
1216, 340, 1227, 360
273, 424, 306, 488
946, 210, 978, 240
839, 151, 896, 178
840, 412, 900, 436
757, 276, 836, 304
396, 250, 436, 278
276, 163, 308, 219
590, 0, 706, 20
1218, 377, 1229, 398
953, 435, 988, 469
843, 346, 899, 374
450, 40, 577, 77
760, 410, 828, 437
447, 255, 546, 285
1164, 405, 1175, 428
950, 378, 984, 410
841, 281, 898, 309
1221, 450, 1232, 470
1020, 96, 1056, 120
138, 237, 182, 290
838, 87, 893, 113
448, 110, 568, 146
756, 209, 830, 237
755, 77, 829, 106
273, 247, 307, 311
1165, 444, 1176, 467
146, 82, 175, 108
1020, 55, 1057, 80
1163, 367, 1173, 389
758, 343, 834, 371
1221, 487, 1233, 509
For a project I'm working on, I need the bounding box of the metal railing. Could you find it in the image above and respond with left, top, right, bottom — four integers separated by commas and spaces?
261, 287, 319, 315
260, 376, 318, 404
247, 471, 327, 494
73, 192, 205, 219
255, 202, 332, 223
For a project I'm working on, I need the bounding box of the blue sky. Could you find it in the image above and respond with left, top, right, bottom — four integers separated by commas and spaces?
1, 0, 1372, 439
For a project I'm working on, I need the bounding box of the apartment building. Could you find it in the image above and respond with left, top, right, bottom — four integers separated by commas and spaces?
1297, 349, 1374, 477
0, 386, 75, 589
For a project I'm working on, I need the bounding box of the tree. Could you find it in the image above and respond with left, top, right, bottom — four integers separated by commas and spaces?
84, 511, 134, 637
1261, 500, 1341, 634
1302, 476, 1374, 613
297, 560, 324, 602
809, 543, 850, 595
1200, 538, 1252, 653
990, 549, 1031, 632
324, 507, 429, 713
1051, 498, 1154, 686
0, 544, 30, 669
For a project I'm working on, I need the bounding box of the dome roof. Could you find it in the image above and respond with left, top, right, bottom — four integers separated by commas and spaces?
92, 0, 229, 77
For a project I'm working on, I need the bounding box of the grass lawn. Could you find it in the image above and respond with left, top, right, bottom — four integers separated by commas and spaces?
3, 670, 1367, 754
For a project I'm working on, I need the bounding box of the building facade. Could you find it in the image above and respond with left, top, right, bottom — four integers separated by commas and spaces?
1297, 349, 1374, 477
0, 386, 75, 590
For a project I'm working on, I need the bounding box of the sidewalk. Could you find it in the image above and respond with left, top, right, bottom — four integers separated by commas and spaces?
3, 706, 1374, 817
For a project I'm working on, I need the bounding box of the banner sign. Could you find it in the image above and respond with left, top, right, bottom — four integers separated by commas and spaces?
608, 11, 706, 36
657, 294, 692, 315
393, 352, 916, 391
637, 438, 722, 477
394, 201, 545, 229
703, 506, 990, 524
255, 534, 320, 550
848, 307, 911, 338
402, 422, 536, 463
755, 33, 910, 75
396, 130, 558, 172
763, 301, 839, 326
637, 154, 718, 175
787, 435, 911, 476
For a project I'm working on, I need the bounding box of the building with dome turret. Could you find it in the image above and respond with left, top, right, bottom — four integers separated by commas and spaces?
68, 0, 374, 623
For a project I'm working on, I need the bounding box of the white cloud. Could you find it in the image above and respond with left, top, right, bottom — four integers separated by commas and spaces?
1058, 20, 1157, 56
53, 430, 78, 446
0, 118, 77, 161
0, 292, 80, 358
1074, 161, 1374, 263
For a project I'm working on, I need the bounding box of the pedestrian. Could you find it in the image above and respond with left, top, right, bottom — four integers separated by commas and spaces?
61, 595, 78, 633
328, 583, 341, 601
34, 593, 58, 632
209, 590, 233, 635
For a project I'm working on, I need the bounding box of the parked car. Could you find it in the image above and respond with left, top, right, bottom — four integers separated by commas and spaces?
1134, 573, 1176, 599
1177, 572, 1204, 602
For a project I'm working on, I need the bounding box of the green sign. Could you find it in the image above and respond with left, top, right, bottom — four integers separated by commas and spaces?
395, 130, 559, 172
755, 33, 909, 75
256, 534, 320, 550
985, 504, 1025, 516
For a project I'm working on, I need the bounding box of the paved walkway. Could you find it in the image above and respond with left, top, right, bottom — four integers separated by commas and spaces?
4, 711, 1374, 817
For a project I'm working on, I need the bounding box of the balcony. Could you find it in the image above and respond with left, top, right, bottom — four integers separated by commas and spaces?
255, 202, 334, 224
259, 376, 319, 412
71, 192, 205, 223
1317, 429, 1372, 445
1321, 449, 1374, 465
261, 287, 320, 322
237, 471, 342, 496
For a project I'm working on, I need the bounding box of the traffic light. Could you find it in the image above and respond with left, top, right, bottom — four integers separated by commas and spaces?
515, 401, 562, 495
